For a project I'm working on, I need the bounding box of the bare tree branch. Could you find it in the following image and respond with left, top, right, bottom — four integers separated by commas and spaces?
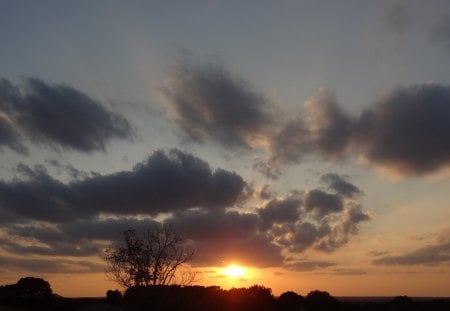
104, 226, 195, 289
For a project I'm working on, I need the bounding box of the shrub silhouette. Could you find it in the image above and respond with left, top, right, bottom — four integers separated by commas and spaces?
106, 289, 122, 305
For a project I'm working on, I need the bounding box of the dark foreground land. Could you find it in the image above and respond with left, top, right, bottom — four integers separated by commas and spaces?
1, 277, 450, 311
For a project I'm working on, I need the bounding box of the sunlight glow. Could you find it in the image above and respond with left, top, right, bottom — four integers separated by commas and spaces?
222, 265, 247, 279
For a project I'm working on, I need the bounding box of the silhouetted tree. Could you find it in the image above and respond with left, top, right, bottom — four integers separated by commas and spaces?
306, 290, 338, 310
104, 226, 195, 289
16, 277, 52, 297
277, 291, 305, 310
0, 277, 53, 310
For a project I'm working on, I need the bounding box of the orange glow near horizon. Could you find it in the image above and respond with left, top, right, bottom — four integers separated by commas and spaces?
222, 264, 247, 279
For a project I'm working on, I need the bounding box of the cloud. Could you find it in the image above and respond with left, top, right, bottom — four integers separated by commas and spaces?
158, 55, 450, 178
303, 189, 343, 220
0, 112, 27, 154
430, 14, 450, 51
0, 256, 104, 273
3, 217, 161, 257
45, 158, 89, 180
320, 173, 362, 198
0, 164, 79, 222
1, 171, 369, 271
74, 149, 248, 216
158, 55, 277, 149
284, 260, 335, 272
257, 193, 302, 229
373, 242, 450, 266
0, 149, 248, 222
355, 84, 450, 175
260, 176, 371, 253
270, 89, 352, 165
0, 77, 132, 153
260, 84, 450, 177
165, 209, 284, 268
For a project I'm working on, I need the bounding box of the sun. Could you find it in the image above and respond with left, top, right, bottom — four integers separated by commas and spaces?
222, 264, 247, 278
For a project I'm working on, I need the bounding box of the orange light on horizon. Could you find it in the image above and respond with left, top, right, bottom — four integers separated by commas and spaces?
222, 264, 247, 279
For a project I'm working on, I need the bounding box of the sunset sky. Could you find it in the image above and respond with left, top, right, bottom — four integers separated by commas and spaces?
1, 0, 450, 297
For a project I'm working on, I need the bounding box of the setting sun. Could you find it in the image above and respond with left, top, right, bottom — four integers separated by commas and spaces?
222, 265, 247, 279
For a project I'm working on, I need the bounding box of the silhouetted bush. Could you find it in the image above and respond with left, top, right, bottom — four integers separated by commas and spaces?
106, 289, 123, 305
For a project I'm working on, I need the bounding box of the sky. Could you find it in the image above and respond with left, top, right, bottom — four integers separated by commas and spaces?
1, 0, 450, 297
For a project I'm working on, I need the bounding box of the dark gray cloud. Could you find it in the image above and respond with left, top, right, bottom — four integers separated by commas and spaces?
74, 149, 248, 216
260, 177, 371, 253
258, 193, 302, 229
0, 165, 79, 222
373, 242, 450, 266
303, 189, 343, 220
0, 149, 248, 222
430, 14, 450, 51
260, 84, 450, 177
158, 55, 277, 148
320, 173, 362, 198
0, 77, 132, 153
158, 56, 450, 177
355, 84, 450, 175
1, 171, 369, 271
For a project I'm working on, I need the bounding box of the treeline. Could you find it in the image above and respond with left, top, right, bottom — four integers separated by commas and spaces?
1, 277, 450, 311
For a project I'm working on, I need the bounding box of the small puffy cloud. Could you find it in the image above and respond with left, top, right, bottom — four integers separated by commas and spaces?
0, 77, 132, 153
303, 189, 343, 220
264, 176, 371, 253
320, 173, 362, 198
261, 89, 353, 177
0, 149, 248, 222
158, 55, 277, 149
302, 89, 353, 160
258, 193, 302, 229
271, 89, 352, 165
